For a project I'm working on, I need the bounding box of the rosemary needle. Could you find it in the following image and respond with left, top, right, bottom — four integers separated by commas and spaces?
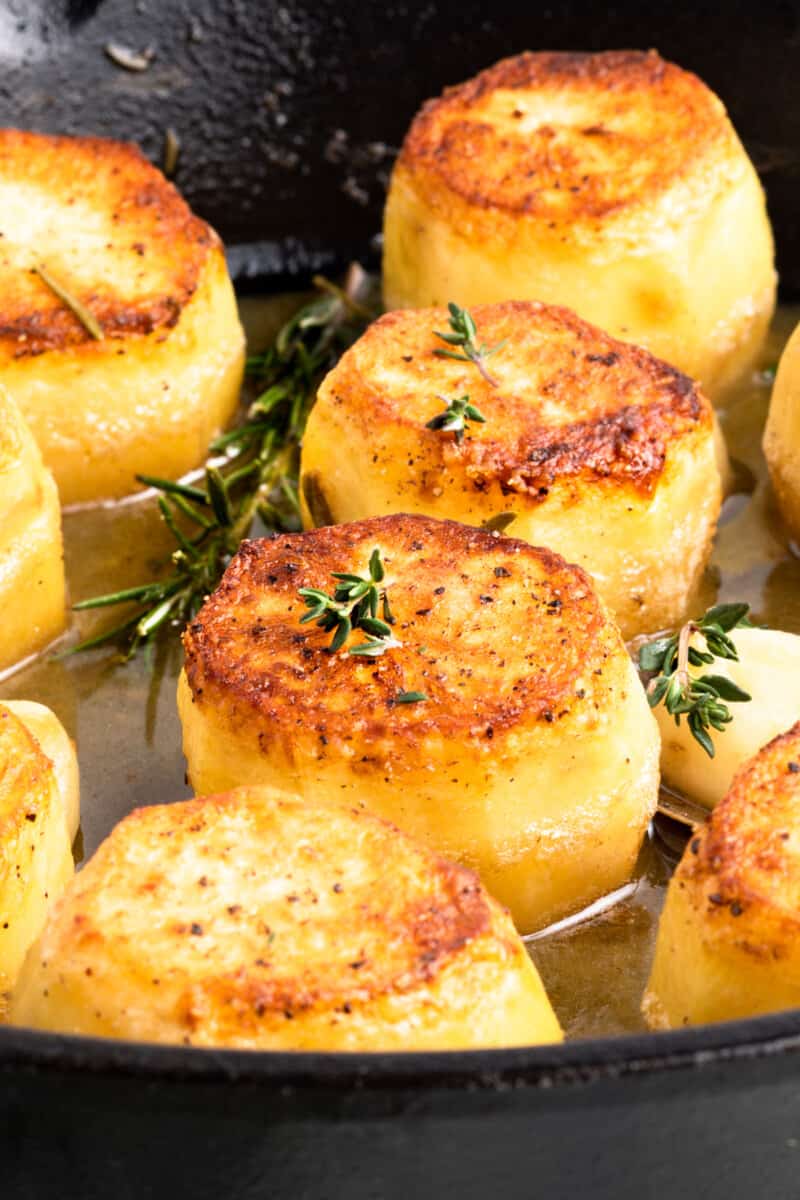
33, 264, 103, 340
69, 264, 378, 659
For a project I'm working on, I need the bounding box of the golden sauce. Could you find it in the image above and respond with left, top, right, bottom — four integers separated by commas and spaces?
2, 298, 799, 1040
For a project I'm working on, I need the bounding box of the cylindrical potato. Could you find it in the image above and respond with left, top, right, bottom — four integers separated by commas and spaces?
10, 786, 562, 1050
383, 50, 775, 399
644, 722, 800, 1029
764, 319, 800, 543
0, 130, 245, 504
178, 514, 660, 933
0, 385, 65, 671
655, 628, 800, 810
1, 700, 79, 842
300, 301, 724, 639
0, 703, 74, 997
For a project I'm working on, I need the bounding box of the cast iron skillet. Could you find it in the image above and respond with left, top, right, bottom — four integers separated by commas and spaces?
3, 3, 800, 1196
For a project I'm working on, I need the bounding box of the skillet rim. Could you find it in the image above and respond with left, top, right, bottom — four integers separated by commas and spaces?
2, 1008, 800, 1089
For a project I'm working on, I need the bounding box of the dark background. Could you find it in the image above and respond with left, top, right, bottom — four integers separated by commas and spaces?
2, 0, 800, 289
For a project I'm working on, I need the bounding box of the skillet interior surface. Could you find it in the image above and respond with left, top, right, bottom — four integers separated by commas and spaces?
2, 2, 800, 1196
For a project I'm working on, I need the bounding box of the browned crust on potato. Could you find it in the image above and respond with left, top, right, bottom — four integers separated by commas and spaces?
678, 722, 800, 949
182, 513, 619, 754
325, 301, 710, 498
399, 50, 734, 223
0, 130, 218, 360
58, 788, 506, 1026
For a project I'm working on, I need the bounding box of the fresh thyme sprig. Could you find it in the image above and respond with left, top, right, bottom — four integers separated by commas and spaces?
638, 602, 753, 757
425, 393, 486, 444
433, 302, 505, 386
70, 264, 376, 659
298, 547, 401, 657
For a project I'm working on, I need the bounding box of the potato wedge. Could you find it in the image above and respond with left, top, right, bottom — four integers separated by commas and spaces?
0, 703, 74, 998
179, 514, 660, 933
10, 785, 562, 1049
383, 50, 775, 399
644, 722, 800, 1028
0, 384, 64, 671
300, 301, 724, 639
764, 318, 800, 543
0, 130, 244, 504
655, 627, 800, 809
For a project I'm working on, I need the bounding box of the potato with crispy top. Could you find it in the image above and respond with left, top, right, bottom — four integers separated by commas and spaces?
0, 130, 244, 504
764, 319, 800, 542
0, 702, 76, 998
644, 722, 800, 1028
9, 785, 562, 1049
300, 301, 724, 639
0, 384, 64, 671
178, 514, 660, 933
383, 50, 775, 399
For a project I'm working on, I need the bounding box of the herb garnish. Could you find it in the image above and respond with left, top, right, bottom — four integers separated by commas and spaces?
433, 302, 505, 386
638, 602, 753, 757
481, 512, 517, 533
70, 265, 375, 658
426, 394, 486, 444
298, 548, 401, 657
33, 265, 103, 340
394, 691, 428, 704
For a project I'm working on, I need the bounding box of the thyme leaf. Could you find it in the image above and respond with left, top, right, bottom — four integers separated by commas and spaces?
297, 547, 400, 657
425, 394, 486, 444
432, 302, 505, 386
638, 603, 753, 757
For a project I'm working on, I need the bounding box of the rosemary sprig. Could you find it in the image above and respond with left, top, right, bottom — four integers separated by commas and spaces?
425, 393, 486, 444
69, 264, 376, 658
33, 264, 103, 340
433, 302, 505, 386
638, 602, 753, 757
298, 547, 401, 657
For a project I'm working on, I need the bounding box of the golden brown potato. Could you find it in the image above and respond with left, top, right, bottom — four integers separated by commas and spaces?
300, 301, 724, 639
10, 785, 562, 1049
0, 703, 74, 998
0, 130, 245, 505
656, 627, 800, 810
383, 50, 775, 399
178, 514, 660, 933
1, 700, 79, 843
644, 722, 800, 1029
764, 318, 800, 541
0, 384, 64, 671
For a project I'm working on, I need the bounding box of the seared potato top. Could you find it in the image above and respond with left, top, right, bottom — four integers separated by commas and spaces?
10, 786, 562, 1048
399, 49, 741, 240
321, 301, 711, 501
680, 722, 800, 949
0, 129, 217, 363
183, 514, 623, 758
